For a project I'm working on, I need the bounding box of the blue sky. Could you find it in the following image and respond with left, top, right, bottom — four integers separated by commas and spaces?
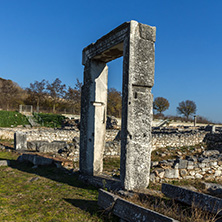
0, 0, 222, 122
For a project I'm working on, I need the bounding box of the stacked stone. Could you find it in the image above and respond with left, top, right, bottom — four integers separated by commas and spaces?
150, 150, 222, 182
105, 130, 119, 142
25, 129, 79, 143
204, 133, 222, 152
152, 130, 207, 150
0, 128, 15, 140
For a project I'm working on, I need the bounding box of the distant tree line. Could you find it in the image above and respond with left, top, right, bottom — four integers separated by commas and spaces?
0, 77, 214, 123
0, 77, 122, 117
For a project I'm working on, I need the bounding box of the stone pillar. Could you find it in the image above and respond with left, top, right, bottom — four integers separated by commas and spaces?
80, 20, 156, 191
14, 132, 27, 150
194, 115, 196, 127
19, 105, 22, 113
80, 60, 108, 175
121, 21, 156, 190
211, 125, 216, 134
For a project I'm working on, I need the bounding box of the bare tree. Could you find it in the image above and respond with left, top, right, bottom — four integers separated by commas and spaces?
107, 88, 122, 117
26, 79, 46, 112
65, 79, 82, 114
46, 78, 66, 113
177, 100, 197, 119
0, 79, 19, 110
153, 97, 169, 115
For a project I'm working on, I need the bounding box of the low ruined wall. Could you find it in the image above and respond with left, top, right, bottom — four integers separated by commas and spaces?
0, 128, 15, 140
0, 128, 119, 143
0, 126, 216, 158
152, 131, 207, 150
1, 128, 208, 152
150, 150, 222, 183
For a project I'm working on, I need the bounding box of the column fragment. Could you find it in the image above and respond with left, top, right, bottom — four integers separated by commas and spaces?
80, 60, 108, 175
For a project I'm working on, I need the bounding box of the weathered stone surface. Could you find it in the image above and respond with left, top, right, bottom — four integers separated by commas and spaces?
162, 183, 222, 216
176, 159, 188, 169
14, 132, 27, 150
98, 189, 179, 222
80, 60, 108, 175
164, 169, 179, 179
80, 20, 156, 191
120, 21, 155, 190
203, 150, 220, 157
204, 132, 222, 152
17, 154, 53, 166
106, 116, 118, 129
79, 175, 121, 191
0, 160, 10, 166
202, 182, 222, 197
27, 141, 67, 153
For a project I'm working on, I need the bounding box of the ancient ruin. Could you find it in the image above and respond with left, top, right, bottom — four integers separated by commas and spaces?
79, 20, 156, 190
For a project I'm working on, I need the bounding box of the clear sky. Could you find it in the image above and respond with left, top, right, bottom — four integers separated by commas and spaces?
0, 0, 222, 122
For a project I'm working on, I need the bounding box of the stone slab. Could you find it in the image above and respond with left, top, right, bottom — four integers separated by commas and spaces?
202, 182, 222, 197
17, 154, 53, 166
78, 174, 121, 191
14, 132, 27, 150
162, 183, 222, 216
0, 160, 10, 166
98, 189, 179, 222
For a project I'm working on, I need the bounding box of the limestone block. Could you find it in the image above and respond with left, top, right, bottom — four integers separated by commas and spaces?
98, 189, 179, 222
14, 132, 27, 150
189, 171, 196, 176
17, 154, 53, 166
195, 173, 203, 179
164, 169, 179, 179
0, 160, 9, 166
162, 183, 222, 216
210, 162, 218, 167
180, 169, 188, 177
202, 182, 222, 196
177, 159, 188, 169
215, 170, 221, 177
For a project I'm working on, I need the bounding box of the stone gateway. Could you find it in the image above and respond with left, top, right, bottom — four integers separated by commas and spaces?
80, 20, 156, 190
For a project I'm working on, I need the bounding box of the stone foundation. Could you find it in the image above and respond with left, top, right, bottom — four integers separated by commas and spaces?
0, 128, 212, 155
150, 150, 222, 183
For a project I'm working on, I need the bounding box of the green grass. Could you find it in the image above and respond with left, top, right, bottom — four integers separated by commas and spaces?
33, 113, 65, 128
0, 151, 117, 221
0, 111, 29, 127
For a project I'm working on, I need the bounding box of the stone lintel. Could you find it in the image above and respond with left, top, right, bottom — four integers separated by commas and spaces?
82, 21, 156, 64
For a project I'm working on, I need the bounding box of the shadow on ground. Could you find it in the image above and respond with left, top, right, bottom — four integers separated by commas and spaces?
0, 153, 120, 221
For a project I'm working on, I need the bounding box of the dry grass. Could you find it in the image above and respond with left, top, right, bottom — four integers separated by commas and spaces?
121, 190, 221, 222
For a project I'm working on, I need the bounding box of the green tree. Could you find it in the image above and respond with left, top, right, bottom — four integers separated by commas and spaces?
177, 100, 197, 119
153, 97, 169, 115
107, 88, 122, 117
46, 78, 66, 113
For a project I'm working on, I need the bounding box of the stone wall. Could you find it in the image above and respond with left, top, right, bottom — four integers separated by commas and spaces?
152, 130, 207, 150
0, 128, 118, 143
0, 128, 209, 152
150, 150, 222, 183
